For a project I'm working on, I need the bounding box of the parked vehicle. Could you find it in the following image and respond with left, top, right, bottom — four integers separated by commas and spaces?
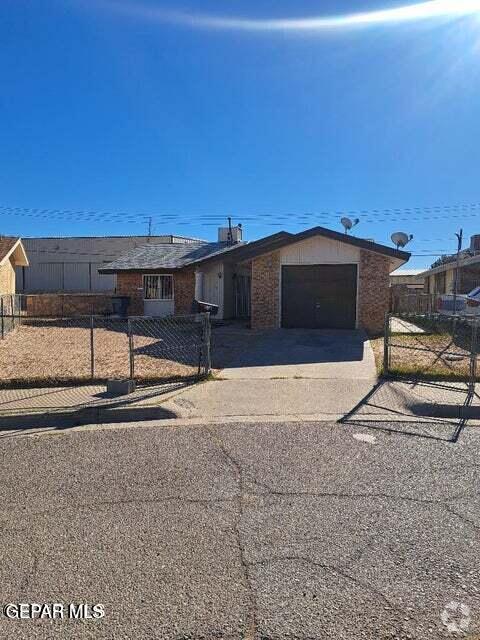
465, 286, 480, 315
437, 293, 467, 315
437, 288, 480, 316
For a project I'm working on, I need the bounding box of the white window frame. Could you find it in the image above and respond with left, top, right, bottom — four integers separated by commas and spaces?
143, 274, 174, 300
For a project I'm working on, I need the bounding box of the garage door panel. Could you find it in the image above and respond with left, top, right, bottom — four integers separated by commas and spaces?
282, 264, 357, 329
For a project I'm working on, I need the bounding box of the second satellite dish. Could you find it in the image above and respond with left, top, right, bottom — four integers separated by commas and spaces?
341, 217, 359, 234
391, 232, 413, 249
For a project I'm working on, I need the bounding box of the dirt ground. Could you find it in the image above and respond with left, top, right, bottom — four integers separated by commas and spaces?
370, 332, 472, 379
0, 320, 202, 385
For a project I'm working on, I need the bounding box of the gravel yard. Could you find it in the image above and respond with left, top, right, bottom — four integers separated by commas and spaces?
370, 328, 473, 379
0, 319, 202, 385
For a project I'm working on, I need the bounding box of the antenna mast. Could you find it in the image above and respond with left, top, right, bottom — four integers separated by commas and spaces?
453, 228, 463, 315
340, 217, 359, 235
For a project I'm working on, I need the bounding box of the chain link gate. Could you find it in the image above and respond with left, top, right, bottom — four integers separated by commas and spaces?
384, 311, 479, 392
127, 313, 212, 382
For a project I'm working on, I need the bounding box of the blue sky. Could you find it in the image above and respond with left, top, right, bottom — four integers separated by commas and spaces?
2, 0, 480, 269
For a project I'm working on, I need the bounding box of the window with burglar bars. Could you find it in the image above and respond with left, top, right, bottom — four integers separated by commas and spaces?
143, 274, 174, 300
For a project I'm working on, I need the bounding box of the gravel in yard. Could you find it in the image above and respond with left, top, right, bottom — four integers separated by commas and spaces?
0, 322, 200, 384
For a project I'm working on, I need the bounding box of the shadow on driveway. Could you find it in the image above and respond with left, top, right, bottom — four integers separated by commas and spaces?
212, 326, 376, 380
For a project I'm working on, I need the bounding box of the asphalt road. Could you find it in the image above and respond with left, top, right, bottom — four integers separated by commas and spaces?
0, 419, 479, 639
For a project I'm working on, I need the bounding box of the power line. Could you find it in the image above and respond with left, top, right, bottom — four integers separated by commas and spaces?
2, 201, 480, 226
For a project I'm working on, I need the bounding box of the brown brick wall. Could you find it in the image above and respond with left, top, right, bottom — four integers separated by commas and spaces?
249, 248, 392, 333
251, 251, 280, 329
116, 272, 143, 314
116, 270, 196, 315
174, 269, 195, 314
24, 293, 114, 316
358, 249, 391, 335
0, 259, 15, 295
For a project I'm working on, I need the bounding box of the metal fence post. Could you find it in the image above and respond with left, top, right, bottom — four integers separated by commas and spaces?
128, 318, 135, 380
469, 320, 478, 395
90, 315, 95, 380
203, 312, 211, 376
0, 298, 4, 340
383, 312, 390, 376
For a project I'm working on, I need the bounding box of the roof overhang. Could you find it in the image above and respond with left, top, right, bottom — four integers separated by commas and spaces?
0, 238, 29, 267
234, 227, 410, 271
388, 256, 409, 273
419, 253, 480, 278
99, 266, 182, 274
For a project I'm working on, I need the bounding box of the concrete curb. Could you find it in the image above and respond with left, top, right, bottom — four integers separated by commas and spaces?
1, 409, 479, 438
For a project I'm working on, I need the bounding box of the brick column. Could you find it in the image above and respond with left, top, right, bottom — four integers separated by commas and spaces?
174, 269, 195, 314
116, 273, 144, 315
251, 251, 280, 329
358, 250, 391, 335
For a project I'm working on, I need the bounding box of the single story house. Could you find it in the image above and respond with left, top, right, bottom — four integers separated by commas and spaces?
0, 236, 29, 295
390, 268, 424, 291
420, 234, 480, 295
16, 234, 200, 294
99, 225, 410, 334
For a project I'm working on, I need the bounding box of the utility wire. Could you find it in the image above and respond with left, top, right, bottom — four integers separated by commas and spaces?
2, 201, 480, 226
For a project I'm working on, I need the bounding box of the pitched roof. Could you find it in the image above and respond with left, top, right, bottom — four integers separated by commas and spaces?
0, 237, 18, 263
0, 237, 29, 267
190, 231, 293, 268
193, 226, 409, 267
99, 226, 409, 274
419, 252, 480, 277
390, 268, 424, 276
98, 241, 243, 273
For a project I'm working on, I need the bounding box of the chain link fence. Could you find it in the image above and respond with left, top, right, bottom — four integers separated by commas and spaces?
384, 307, 478, 387
342, 292, 478, 440
0, 308, 211, 386
0, 294, 24, 339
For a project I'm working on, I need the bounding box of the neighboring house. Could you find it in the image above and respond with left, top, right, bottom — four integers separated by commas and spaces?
0, 236, 29, 295
15, 235, 200, 294
390, 268, 424, 290
100, 225, 409, 334
420, 234, 480, 295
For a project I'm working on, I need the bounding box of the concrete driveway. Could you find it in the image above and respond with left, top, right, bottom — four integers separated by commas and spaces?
0, 327, 378, 425
214, 327, 376, 380
159, 327, 378, 420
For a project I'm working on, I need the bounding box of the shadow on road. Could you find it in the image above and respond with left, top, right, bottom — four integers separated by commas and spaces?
339, 379, 474, 443
0, 381, 190, 437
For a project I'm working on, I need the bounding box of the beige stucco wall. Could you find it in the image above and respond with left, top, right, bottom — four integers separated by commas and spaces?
445, 268, 455, 293
0, 258, 16, 295
279, 235, 360, 265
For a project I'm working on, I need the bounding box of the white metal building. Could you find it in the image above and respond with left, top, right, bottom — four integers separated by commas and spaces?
16, 235, 200, 293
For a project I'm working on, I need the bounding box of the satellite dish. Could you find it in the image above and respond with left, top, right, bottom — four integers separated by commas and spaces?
340, 217, 360, 234
391, 232, 413, 249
